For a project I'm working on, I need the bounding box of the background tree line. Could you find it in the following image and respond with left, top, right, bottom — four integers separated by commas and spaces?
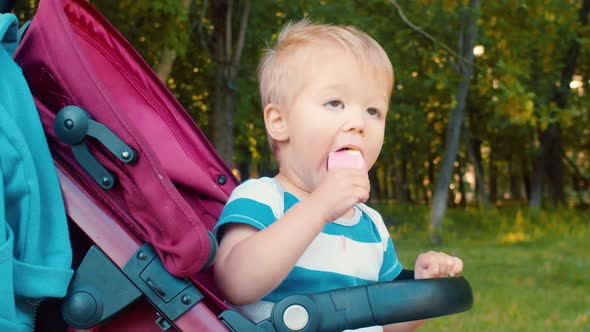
14, 0, 590, 241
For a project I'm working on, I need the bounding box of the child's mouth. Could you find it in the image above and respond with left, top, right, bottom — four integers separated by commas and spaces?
336, 147, 361, 154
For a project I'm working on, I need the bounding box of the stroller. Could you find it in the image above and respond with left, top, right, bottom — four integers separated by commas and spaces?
3, 0, 473, 330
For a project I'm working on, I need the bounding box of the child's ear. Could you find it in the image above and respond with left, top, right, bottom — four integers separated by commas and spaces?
264, 104, 289, 142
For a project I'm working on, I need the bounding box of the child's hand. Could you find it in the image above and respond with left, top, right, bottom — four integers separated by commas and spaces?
414, 251, 463, 279
309, 167, 370, 223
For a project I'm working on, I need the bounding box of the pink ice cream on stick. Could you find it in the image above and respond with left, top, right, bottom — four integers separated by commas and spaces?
327, 149, 367, 171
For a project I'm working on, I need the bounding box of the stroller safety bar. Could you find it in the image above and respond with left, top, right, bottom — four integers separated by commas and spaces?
219, 276, 473, 332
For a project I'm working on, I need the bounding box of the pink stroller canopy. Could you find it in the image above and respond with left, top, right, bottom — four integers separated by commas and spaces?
14, 0, 238, 277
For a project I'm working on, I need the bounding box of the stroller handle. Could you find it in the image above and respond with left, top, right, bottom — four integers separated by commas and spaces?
220, 275, 473, 332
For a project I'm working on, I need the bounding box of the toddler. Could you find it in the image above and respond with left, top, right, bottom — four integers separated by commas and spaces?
214, 19, 463, 332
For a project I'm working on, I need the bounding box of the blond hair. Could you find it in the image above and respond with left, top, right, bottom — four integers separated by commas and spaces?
258, 19, 394, 157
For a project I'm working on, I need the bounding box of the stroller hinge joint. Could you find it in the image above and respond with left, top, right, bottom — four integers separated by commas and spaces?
54, 105, 138, 190
123, 243, 204, 327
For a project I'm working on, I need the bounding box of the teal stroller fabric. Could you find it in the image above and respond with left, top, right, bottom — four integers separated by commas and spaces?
0, 13, 73, 332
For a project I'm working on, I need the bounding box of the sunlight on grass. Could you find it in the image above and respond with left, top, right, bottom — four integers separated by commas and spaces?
497, 230, 530, 244
377, 204, 590, 331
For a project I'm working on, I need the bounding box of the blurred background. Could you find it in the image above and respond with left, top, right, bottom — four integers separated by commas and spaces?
12, 0, 590, 330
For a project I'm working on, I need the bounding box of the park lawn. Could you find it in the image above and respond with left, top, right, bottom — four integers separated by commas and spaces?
386, 206, 590, 332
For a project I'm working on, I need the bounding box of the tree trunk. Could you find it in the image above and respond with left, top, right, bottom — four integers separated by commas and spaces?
212, 72, 235, 167
537, 0, 590, 206
542, 124, 566, 206
377, 165, 387, 199
237, 144, 251, 181
488, 148, 497, 204
155, 48, 178, 83
522, 156, 531, 202
369, 167, 382, 201
421, 180, 430, 204
414, 163, 427, 204
374, 165, 387, 200
427, 152, 435, 199
208, 0, 251, 167
464, 124, 489, 207
397, 157, 411, 203
386, 163, 395, 200
529, 146, 544, 207
430, 0, 479, 244
509, 158, 522, 201
457, 159, 467, 208
211, 31, 234, 167
154, 0, 191, 82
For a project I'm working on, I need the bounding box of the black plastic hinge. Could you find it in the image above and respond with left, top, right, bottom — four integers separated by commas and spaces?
122, 244, 204, 328
62, 246, 142, 329
62, 244, 204, 330
54, 105, 138, 189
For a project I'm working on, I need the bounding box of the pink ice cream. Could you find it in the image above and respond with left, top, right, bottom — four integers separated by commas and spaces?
327, 149, 366, 171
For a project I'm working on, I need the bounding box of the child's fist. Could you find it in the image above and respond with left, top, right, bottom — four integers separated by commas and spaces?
414, 251, 463, 279
311, 168, 370, 223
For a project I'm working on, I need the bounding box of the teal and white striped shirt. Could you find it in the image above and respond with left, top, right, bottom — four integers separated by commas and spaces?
214, 177, 402, 330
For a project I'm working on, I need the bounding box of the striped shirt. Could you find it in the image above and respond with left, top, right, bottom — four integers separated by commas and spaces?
214, 177, 402, 330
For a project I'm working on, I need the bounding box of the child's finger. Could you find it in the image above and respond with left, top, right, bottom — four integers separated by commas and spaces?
446, 256, 454, 274
449, 257, 463, 277
416, 251, 441, 278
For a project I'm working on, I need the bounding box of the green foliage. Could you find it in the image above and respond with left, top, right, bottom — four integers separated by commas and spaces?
95, 0, 191, 60
13, 0, 590, 205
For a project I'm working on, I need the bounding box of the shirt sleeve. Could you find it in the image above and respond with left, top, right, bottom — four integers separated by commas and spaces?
213, 178, 283, 240
378, 237, 403, 282
358, 203, 404, 282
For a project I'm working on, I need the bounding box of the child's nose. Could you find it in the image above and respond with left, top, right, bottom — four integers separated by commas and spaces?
343, 109, 366, 134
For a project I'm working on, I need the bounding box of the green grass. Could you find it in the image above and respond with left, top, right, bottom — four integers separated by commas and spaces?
376, 204, 590, 331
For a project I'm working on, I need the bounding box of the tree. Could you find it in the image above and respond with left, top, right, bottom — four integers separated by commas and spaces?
200, 0, 251, 167
464, 119, 490, 207
154, 0, 192, 82
530, 0, 590, 207
429, 0, 480, 244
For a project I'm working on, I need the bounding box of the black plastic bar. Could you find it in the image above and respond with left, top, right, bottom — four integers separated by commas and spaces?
272, 277, 473, 332
220, 276, 473, 332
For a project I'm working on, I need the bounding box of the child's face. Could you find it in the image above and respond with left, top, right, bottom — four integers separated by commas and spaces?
277, 43, 390, 193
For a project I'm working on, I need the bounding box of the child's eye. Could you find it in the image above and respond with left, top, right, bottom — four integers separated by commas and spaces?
367, 107, 382, 118
324, 99, 344, 110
